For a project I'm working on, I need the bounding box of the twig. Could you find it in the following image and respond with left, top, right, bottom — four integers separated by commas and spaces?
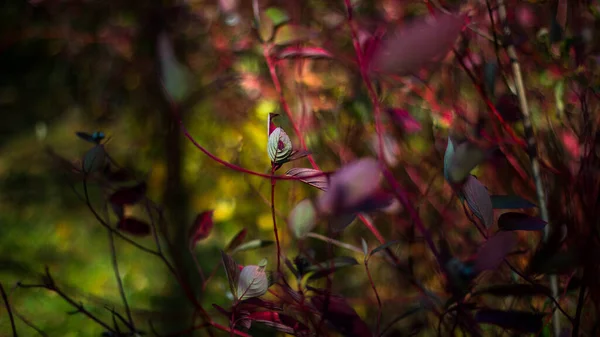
107, 229, 135, 331
0, 281, 18, 337
364, 260, 382, 335
496, 0, 560, 334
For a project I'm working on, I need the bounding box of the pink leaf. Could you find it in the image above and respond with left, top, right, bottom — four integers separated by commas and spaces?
372, 13, 467, 75
189, 210, 214, 248
277, 46, 333, 59
475, 231, 517, 272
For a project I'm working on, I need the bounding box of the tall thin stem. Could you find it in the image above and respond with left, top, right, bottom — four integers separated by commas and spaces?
496, 1, 560, 334
0, 281, 18, 337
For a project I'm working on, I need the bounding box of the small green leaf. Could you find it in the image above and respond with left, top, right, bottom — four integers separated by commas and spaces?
273, 25, 309, 46
264, 7, 289, 26
231, 240, 274, 254
258, 12, 275, 42
369, 240, 401, 257
288, 199, 317, 239
305, 256, 358, 280
268, 127, 293, 164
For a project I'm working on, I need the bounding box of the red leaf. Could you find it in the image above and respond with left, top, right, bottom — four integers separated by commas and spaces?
372, 13, 467, 75
268, 113, 279, 136
225, 228, 248, 252
109, 182, 147, 206
277, 46, 333, 59
189, 210, 214, 248
117, 217, 151, 236
386, 108, 422, 133
475, 231, 517, 272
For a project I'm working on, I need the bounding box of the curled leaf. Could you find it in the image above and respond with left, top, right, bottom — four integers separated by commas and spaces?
475, 231, 517, 272
109, 182, 147, 206
237, 263, 269, 300
286, 168, 329, 191
462, 176, 494, 228
288, 199, 317, 239
268, 127, 293, 164
189, 210, 214, 248
372, 13, 466, 75
277, 46, 333, 59
117, 217, 151, 237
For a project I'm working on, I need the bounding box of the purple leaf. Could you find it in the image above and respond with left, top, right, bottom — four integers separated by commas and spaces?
475, 309, 544, 333
188, 210, 214, 248
372, 13, 467, 75
317, 158, 382, 214
221, 251, 241, 298
475, 231, 517, 272
310, 294, 372, 337
385, 108, 422, 133
498, 212, 546, 231
108, 182, 147, 206
462, 176, 494, 228
286, 168, 329, 191
116, 217, 151, 237
277, 46, 333, 59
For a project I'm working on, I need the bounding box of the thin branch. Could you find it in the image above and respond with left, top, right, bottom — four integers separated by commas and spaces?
305, 232, 364, 254
107, 229, 135, 331
0, 282, 17, 337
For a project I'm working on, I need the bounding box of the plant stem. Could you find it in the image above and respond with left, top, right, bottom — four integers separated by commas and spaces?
496, 1, 560, 334
107, 229, 135, 332
0, 282, 17, 337
271, 166, 282, 273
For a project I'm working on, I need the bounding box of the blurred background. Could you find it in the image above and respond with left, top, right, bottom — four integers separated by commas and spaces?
1, 0, 597, 336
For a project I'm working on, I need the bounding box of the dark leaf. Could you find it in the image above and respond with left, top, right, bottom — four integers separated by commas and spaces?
221, 251, 240, 298
498, 212, 546, 231
225, 228, 248, 252
277, 46, 333, 59
116, 217, 151, 237
105, 168, 135, 182
305, 256, 359, 280
475, 309, 544, 333
286, 168, 329, 191
484, 62, 497, 97
474, 231, 517, 272
310, 294, 372, 337
472, 284, 551, 298
188, 210, 214, 248
495, 94, 522, 123
110, 203, 124, 220
231, 239, 274, 254
76, 131, 101, 144
462, 176, 494, 228
108, 182, 147, 206
329, 212, 357, 232
370, 240, 401, 257
490, 195, 536, 209
82, 145, 107, 173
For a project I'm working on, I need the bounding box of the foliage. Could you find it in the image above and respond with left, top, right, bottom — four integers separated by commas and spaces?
2, 0, 600, 336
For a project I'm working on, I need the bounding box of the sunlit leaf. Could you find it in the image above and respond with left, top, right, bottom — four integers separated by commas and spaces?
498, 212, 546, 231
474, 231, 517, 272
221, 251, 240, 299
268, 127, 293, 164
288, 199, 317, 239
109, 182, 147, 206
237, 262, 269, 300
258, 12, 275, 42
475, 309, 544, 333
490, 195, 536, 209
305, 256, 358, 280
447, 141, 486, 183
231, 239, 274, 254
273, 25, 309, 46
116, 217, 151, 237
372, 13, 466, 75
285, 168, 329, 191
277, 46, 333, 59
462, 176, 494, 228
188, 210, 214, 248
157, 32, 191, 103
264, 7, 289, 26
